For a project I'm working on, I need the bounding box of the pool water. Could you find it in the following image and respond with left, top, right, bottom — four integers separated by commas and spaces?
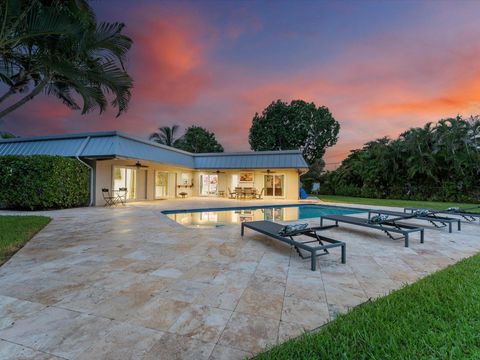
162, 204, 364, 228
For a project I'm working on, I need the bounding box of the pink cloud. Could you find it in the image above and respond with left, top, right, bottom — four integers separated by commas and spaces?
129, 10, 212, 106
3, 1, 480, 172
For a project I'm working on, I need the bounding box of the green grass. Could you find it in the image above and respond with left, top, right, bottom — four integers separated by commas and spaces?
0, 216, 51, 265
318, 194, 480, 212
255, 253, 480, 359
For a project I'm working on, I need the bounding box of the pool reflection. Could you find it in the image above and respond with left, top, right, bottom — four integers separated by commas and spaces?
167, 207, 299, 228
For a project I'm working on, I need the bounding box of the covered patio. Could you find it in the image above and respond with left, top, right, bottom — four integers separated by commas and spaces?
0, 131, 309, 206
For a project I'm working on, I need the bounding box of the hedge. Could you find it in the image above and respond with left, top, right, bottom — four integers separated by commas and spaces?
0, 155, 89, 210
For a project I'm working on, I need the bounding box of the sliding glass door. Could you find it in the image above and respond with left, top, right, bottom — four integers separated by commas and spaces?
264, 174, 284, 197
200, 174, 218, 196
113, 167, 136, 200
155, 171, 169, 198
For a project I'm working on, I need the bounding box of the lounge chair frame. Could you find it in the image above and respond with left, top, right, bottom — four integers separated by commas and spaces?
320, 214, 424, 247
368, 209, 461, 233
241, 220, 346, 271
404, 207, 480, 223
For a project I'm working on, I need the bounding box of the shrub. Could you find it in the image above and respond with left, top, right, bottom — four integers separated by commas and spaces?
0, 155, 89, 210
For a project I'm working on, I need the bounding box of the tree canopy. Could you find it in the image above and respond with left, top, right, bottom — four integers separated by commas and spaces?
0, 0, 133, 120
249, 100, 340, 165
174, 125, 224, 153
320, 116, 480, 202
149, 125, 180, 147
0, 131, 16, 138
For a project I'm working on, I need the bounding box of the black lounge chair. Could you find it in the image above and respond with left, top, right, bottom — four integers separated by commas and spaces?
241, 220, 346, 271
320, 214, 424, 247
368, 209, 461, 233
404, 206, 480, 223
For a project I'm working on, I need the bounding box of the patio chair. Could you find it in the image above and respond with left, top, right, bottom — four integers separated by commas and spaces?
320, 214, 424, 247
235, 187, 244, 199
253, 188, 264, 200
228, 187, 237, 199
243, 188, 254, 199
116, 187, 127, 206
241, 220, 346, 270
102, 188, 117, 207
368, 208, 461, 233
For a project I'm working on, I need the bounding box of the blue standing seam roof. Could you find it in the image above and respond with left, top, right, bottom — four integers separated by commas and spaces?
0, 131, 309, 170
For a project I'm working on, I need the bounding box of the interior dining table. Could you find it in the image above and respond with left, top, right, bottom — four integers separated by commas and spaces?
235, 187, 256, 199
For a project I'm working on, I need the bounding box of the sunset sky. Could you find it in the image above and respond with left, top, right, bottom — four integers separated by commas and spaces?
2, 0, 480, 167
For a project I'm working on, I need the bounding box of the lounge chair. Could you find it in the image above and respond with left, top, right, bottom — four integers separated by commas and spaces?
404, 206, 480, 223
241, 220, 346, 271
368, 209, 461, 233
320, 214, 424, 247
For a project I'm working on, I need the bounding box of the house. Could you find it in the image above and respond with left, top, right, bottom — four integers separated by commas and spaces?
0, 131, 309, 206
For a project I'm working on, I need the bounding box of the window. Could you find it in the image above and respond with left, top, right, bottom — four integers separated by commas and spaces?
155, 171, 168, 198
181, 173, 190, 185
200, 174, 218, 196
113, 167, 136, 200
264, 174, 284, 197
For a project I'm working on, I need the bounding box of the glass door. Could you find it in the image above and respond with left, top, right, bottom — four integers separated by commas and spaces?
200, 174, 218, 196
264, 174, 284, 198
113, 167, 136, 200
155, 171, 169, 198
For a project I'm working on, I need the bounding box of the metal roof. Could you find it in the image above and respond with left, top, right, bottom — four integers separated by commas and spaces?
193, 152, 307, 169
0, 131, 308, 170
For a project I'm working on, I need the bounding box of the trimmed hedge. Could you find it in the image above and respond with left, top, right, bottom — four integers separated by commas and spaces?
0, 155, 89, 210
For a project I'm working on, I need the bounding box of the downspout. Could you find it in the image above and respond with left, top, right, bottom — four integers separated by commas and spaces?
75, 137, 94, 206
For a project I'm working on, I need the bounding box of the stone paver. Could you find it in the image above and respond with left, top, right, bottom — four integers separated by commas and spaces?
0, 198, 479, 359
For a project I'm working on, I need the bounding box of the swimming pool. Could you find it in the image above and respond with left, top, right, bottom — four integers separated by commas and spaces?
162, 204, 365, 228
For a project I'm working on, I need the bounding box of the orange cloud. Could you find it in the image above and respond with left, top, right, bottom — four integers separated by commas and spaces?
4, 1, 480, 169
364, 72, 480, 118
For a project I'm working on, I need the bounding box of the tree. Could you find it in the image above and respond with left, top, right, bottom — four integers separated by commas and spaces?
175, 125, 224, 153
249, 100, 340, 165
320, 116, 480, 202
0, 131, 16, 138
0, 0, 133, 120
149, 125, 180, 147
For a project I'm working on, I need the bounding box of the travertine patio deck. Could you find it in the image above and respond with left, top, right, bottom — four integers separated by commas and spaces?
0, 199, 479, 359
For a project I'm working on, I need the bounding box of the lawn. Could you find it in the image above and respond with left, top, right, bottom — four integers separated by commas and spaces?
255, 253, 480, 359
0, 216, 51, 265
318, 194, 480, 212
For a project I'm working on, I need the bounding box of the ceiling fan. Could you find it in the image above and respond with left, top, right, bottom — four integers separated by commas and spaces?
127, 161, 149, 169
214, 170, 226, 174
262, 169, 276, 174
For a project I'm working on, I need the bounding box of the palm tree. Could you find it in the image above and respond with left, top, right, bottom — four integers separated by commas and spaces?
0, 0, 133, 119
0, 131, 16, 138
150, 125, 181, 147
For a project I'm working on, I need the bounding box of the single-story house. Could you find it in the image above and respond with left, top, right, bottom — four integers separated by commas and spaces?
0, 131, 309, 206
